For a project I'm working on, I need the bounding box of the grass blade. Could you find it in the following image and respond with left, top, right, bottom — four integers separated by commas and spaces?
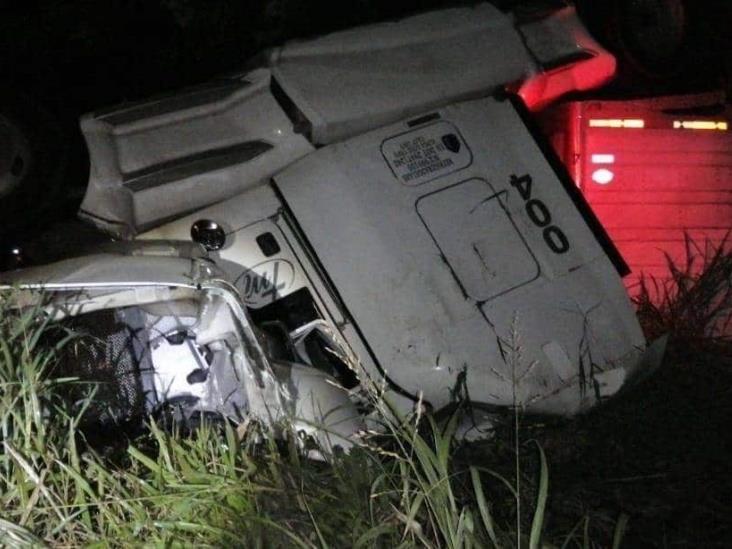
612, 513, 629, 549
529, 441, 549, 549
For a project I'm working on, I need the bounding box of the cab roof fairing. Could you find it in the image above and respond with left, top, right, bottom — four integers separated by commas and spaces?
78, 68, 314, 237
77, 4, 616, 238
267, 3, 534, 145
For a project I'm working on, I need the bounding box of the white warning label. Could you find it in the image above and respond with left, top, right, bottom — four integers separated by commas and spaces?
381, 121, 472, 186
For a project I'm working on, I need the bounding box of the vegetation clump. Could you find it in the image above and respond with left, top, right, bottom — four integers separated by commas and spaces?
2, 239, 731, 547
0, 296, 555, 548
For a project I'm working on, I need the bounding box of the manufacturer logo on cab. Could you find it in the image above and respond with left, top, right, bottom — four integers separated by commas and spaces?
235, 258, 297, 306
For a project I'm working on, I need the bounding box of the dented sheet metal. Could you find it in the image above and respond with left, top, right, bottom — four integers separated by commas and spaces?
1, 252, 364, 452
272, 96, 648, 415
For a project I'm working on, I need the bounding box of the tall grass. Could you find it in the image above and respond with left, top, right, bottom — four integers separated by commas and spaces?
0, 294, 560, 548
634, 233, 732, 346
5, 239, 732, 546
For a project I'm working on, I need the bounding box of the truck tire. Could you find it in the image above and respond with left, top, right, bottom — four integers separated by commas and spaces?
0, 91, 68, 238
576, 0, 689, 83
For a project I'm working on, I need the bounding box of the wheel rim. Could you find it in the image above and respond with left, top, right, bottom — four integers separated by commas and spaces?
0, 113, 32, 198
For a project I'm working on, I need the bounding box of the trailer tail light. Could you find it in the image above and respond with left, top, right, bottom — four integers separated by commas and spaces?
673, 120, 728, 131
591, 154, 615, 164
589, 119, 645, 128
591, 168, 614, 185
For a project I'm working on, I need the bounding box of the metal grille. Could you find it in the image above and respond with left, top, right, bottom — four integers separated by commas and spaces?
60, 307, 149, 427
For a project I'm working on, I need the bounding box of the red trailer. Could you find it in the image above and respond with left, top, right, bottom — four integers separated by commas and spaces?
540, 93, 732, 294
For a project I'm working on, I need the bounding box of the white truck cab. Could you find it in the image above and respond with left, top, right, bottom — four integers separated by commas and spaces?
3, 4, 662, 434
142, 95, 653, 416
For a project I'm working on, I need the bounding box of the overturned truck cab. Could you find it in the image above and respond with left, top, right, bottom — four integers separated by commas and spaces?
142, 96, 660, 417
4, 4, 663, 441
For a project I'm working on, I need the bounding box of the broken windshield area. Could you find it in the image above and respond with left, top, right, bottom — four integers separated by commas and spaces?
42, 285, 280, 433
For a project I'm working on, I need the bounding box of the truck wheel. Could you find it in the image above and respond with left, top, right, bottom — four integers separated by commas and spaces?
577, 0, 689, 82
0, 92, 68, 237
0, 112, 31, 200
612, 0, 687, 77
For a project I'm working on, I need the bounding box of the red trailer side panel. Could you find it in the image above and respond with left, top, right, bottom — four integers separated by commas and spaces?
541, 93, 732, 295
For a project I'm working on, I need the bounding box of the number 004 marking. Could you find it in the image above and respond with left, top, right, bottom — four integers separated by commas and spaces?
510, 174, 570, 254
543, 225, 570, 254
526, 199, 551, 227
